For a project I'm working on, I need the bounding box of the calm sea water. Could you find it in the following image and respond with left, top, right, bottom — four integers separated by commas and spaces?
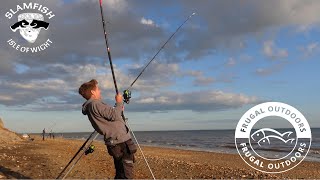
53, 128, 320, 162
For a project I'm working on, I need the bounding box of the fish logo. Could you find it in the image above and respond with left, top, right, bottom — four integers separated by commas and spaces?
235, 102, 312, 173
251, 128, 295, 147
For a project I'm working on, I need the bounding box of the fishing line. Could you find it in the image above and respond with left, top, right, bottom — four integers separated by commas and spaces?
127, 13, 196, 91
123, 12, 196, 104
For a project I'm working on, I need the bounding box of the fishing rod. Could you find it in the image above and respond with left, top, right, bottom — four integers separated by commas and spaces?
123, 12, 196, 104
99, 0, 119, 94
61, 133, 99, 179
98, 0, 130, 123
56, 130, 98, 179
57, 3, 194, 180
57, 0, 125, 178
121, 11, 196, 179
98, 0, 156, 179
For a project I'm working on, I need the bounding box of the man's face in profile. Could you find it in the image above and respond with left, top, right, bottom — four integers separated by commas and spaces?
91, 85, 102, 100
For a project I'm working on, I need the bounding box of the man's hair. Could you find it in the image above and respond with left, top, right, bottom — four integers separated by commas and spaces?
79, 79, 98, 100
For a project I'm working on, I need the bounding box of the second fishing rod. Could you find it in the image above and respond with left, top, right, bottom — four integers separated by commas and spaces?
122, 12, 196, 104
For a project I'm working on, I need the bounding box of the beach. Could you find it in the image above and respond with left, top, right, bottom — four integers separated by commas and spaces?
0, 136, 319, 179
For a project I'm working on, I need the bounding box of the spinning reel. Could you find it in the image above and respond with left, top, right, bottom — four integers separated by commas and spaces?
123, 90, 131, 104
85, 145, 95, 155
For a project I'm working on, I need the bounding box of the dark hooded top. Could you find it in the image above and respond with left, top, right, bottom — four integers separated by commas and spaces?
82, 99, 131, 145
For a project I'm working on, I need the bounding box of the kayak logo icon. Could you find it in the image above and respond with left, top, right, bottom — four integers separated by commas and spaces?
235, 102, 312, 173
5, 2, 55, 53
10, 13, 49, 43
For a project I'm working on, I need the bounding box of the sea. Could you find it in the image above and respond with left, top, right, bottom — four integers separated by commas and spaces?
52, 128, 320, 162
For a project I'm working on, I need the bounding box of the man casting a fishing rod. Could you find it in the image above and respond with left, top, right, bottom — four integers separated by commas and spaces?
79, 79, 137, 179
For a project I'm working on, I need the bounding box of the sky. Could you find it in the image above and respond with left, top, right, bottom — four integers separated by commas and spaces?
0, 0, 319, 133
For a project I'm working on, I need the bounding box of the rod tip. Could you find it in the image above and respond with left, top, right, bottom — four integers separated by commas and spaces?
192, 12, 196, 16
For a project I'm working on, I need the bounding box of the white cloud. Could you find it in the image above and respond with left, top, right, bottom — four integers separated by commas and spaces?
0, 61, 182, 109
255, 63, 287, 76
184, 70, 202, 77
140, 17, 157, 26
3, 0, 315, 112
183, 70, 214, 86
216, 73, 237, 83
263, 40, 288, 59
300, 42, 319, 58
0, 95, 13, 101
193, 76, 215, 86
128, 90, 260, 112
226, 57, 236, 67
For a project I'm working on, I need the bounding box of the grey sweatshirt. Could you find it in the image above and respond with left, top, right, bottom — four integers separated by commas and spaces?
82, 99, 131, 145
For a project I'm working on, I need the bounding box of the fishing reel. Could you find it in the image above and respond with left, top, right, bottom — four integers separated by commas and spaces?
123, 90, 131, 104
85, 145, 95, 155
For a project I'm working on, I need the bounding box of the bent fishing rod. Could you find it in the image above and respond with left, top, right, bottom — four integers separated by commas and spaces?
98, 8, 196, 180
121, 12, 195, 178
122, 12, 196, 104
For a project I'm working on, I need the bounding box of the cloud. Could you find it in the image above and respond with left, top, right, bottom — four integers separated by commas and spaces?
1, 0, 167, 68
193, 76, 215, 86
299, 42, 320, 58
170, 0, 320, 61
2, 0, 319, 66
0, 56, 252, 112
225, 57, 236, 67
126, 90, 260, 112
1, 0, 316, 113
239, 54, 253, 63
182, 70, 214, 86
255, 63, 287, 76
262, 40, 288, 59
140, 17, 157, 27
216, 73, 237, 83
126, 62, 180, 91
1, 0, 320, 66
0, 72, 257, 113
0, 49, 17, 76
0, 61, 181, 109
184, 70, 202, 77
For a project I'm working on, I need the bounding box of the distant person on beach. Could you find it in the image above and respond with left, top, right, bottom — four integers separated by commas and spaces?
79, 79, 136, 179
49, 130, 53, 139
42, 128, 46, 141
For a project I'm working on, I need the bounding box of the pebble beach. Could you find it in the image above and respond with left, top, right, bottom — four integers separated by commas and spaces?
0, 136, 320, 179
